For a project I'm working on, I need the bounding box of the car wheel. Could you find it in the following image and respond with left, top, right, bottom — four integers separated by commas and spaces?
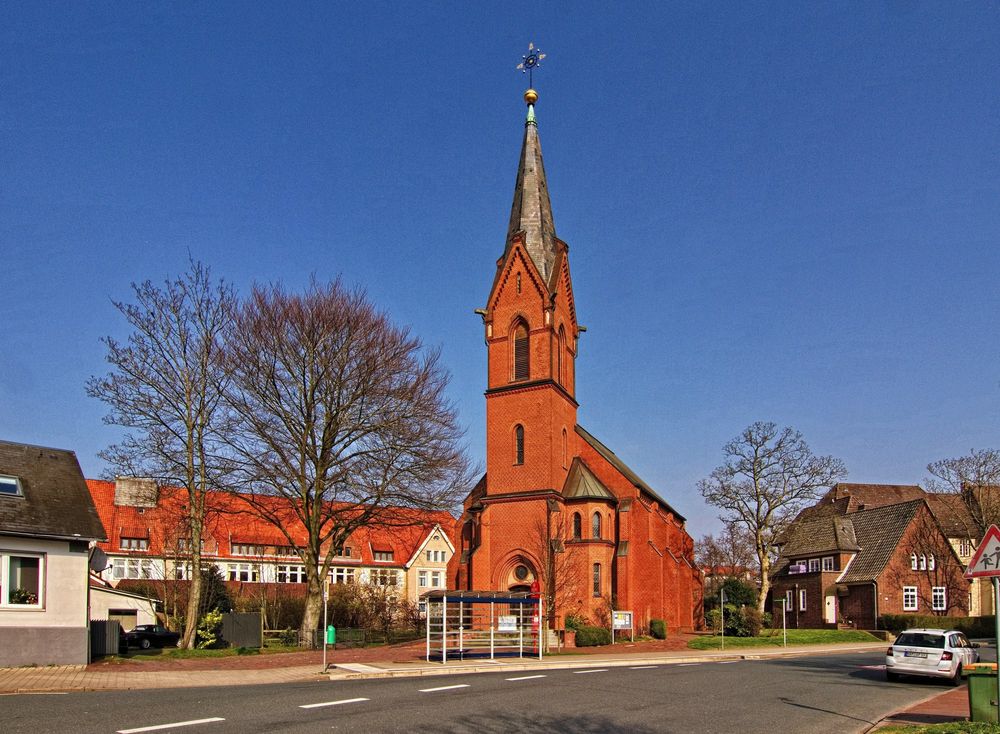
951, 664, 963, 687
886, 670, 899, 682
140, 638, 151, 650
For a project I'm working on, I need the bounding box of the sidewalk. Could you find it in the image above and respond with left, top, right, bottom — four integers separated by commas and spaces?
871, 686, 970, 730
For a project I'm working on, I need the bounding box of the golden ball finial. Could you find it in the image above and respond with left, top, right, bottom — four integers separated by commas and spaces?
524, 88, 538, 105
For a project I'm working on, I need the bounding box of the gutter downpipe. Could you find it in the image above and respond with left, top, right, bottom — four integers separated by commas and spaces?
872, 581, 879, 631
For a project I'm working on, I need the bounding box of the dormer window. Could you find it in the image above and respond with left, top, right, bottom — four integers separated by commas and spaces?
121, 537, 149, 551
373, 550, 393, 562
0, 475, 23, 497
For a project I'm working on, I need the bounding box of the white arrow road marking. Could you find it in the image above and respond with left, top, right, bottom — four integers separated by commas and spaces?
419, 684, 470, 693
300, 698, 370, 709
573, 668, 608, 674
117, 718, 225, 734
506, 674, 547, 681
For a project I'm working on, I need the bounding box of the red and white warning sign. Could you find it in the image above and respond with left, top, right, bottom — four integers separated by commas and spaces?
964, 525, 1000, 578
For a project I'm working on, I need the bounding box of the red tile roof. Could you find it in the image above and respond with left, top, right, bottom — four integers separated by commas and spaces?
86, 479, 456, 567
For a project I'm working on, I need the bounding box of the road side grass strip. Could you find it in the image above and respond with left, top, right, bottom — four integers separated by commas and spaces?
878, 725, 1000, 734
687, 629, 880, 650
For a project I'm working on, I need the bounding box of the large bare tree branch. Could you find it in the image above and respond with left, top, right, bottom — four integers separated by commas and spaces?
697, 421, 847, 613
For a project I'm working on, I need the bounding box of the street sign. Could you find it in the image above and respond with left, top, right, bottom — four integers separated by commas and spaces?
964, 525, 1000, 578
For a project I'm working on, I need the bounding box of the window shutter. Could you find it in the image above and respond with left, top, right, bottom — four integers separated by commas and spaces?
513, 326, 529, 380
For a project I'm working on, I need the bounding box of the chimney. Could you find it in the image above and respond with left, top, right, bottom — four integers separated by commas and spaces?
113, 477, 159, 508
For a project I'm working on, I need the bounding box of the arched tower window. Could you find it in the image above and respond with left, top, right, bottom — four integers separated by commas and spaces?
512, 321, 529, 381
592, 512, 602, 539
514, 424, 525, 465
557, 325, 566, 384
572, 513, 581, 539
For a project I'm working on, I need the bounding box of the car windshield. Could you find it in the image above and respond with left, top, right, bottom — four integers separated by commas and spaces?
896, 632, 945, 649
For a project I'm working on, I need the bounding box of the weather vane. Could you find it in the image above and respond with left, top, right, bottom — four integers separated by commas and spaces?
516, 42, 546, 88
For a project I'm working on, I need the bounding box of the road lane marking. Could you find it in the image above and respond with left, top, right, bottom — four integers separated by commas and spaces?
117, 718, 225, 734
678, 663, 699, 667
718, 661, 738, 664
419, 684, 470, 693
573, 668, 608, 674
300, 698, 370, 709
630, 666, 657, 670
506, 674, 547, 681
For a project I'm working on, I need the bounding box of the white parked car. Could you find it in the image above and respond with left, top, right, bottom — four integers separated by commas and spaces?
885, 628, 979, 684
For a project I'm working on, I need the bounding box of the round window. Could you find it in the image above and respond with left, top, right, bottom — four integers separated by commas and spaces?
514, 564, 530, 581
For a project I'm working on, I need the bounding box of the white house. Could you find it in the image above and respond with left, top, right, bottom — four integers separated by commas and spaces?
0, 441, 107, 666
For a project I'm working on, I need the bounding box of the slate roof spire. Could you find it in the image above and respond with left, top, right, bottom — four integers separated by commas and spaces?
506, 88, 558, 283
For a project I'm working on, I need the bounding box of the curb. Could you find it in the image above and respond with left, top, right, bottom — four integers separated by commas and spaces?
328, 643, 889, 681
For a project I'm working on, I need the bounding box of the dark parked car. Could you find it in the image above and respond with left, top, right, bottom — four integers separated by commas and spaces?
125, 624, 181, 649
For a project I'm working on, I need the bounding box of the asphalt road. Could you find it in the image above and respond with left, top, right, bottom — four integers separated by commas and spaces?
0, 650, 972, 734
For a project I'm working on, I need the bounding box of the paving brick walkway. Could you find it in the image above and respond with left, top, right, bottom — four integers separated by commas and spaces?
873, 686, 970, 729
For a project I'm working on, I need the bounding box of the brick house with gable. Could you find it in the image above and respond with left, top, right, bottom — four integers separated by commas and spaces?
454, 88, 702, 633
771, 486, 971, 630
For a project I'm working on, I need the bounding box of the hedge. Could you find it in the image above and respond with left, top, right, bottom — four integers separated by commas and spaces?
650, 619, 667, 640
575, 625, 612, 646
878, 614, 995, 638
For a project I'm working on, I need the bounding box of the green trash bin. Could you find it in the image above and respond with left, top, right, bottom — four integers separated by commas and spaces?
326, 625, 336, 645
964, 663, 998, 723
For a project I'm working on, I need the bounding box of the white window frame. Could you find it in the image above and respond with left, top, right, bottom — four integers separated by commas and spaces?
373, 551, 394, 562
333, 567, 355, 585
0, 475, 24, 497
431, 570, 443, 588
785, 589, 793, 609
121, 537, 149, 551
911, 553, 918, 570
960, 539, 973, 557
928, 554, 936, 571
798, 589, 807, 611
227, 563, 259, 582
932, 586, 946, 611
919, 554, 927, 570
808, 558, 820, 572
276, 565, 305, 583
418, 570, 429, 587
0, 551, 44, 608
903, 586, 918, 611
821, 556, 835, 572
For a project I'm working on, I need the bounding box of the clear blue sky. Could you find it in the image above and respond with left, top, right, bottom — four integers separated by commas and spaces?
2, 2, 998, 537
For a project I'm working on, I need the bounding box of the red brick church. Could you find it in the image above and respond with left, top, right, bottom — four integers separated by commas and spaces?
454, 88, 702, 634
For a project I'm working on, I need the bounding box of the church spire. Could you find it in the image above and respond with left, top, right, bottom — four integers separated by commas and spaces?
506, 87, 558, 283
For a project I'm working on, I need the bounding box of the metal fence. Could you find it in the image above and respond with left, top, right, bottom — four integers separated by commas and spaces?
90, 619, 122, 660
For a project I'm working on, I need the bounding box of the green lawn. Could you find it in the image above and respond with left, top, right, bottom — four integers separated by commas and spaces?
878, 724, 999, 733
687, 629, 881, 650
111, 644, 301, 661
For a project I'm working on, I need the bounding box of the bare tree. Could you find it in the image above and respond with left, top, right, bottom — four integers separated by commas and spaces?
222, 280, 470, 642
698, 422, 847, 613
87, 261, 235, 648
530, 507, 586, 635
696, 522, 756, 578
927, 448, 1000, 539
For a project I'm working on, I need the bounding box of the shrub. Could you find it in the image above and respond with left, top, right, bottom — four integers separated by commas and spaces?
650, 618, 667, 639
235, 646, 260, 655
879, 614, 994, 638
564, 613, 589, 631
196, 609, 224, 649
730, 606, 763, 638
575, 625, 612, 647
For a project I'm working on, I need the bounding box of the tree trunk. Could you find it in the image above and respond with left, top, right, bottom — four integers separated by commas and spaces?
756, 538, 770, 615
300, 573, 324, 648
182, 552, 202, 648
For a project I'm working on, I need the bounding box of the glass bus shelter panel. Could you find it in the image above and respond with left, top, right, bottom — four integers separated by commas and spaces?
425, 593, 542, 662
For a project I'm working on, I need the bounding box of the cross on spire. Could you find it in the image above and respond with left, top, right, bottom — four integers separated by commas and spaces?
516, 42, 546, 89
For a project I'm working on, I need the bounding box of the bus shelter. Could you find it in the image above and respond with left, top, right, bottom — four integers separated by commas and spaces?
423, 590, 542, 663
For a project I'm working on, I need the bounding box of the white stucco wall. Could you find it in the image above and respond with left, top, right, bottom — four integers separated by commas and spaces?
89, 587, 158, 627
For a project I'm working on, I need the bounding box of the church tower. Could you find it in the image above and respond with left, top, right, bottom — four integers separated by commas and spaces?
456, 75, 702, 635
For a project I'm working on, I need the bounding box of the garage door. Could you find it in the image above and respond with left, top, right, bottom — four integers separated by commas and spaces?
109, 609, 137, 632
